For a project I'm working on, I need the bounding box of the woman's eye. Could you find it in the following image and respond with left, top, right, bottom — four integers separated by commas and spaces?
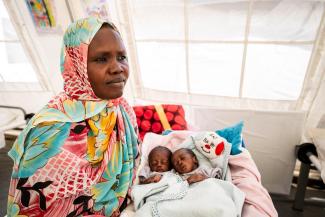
95, 57, 107, 62
117, 55, 127, 61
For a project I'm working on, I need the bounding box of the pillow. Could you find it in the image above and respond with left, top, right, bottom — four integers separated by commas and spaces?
163, 121, 245, 155
192, 131, 231, 169
216, 121, 244, 155
309, 128, 325, 183
133, 105, 188, 140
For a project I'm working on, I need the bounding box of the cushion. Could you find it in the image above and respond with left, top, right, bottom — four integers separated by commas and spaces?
133, 105, 188, 140
309, 128, 325, 182
216, 121, 244, 155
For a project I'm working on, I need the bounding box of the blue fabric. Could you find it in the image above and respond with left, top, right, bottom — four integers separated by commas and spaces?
216, 121, 244, 155
162, 130, 173, 135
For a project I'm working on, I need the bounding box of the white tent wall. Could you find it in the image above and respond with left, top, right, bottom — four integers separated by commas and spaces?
0, 0, 71, 113
2, 0, 324, 117
112, 0, 325, 120
305, 75, 325, 130
1, 0, 136, 113
295, 9, 325, 133
114, 0, 323, 109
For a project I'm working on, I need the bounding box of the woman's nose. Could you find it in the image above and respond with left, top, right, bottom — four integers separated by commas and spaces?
109, 59, 123, 74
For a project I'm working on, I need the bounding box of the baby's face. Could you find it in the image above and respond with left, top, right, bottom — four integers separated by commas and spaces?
148, 151, 171, 172
172, 149, 198, 174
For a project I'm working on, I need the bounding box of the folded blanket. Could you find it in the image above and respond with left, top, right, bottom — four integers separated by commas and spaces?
132, 172, 244, 217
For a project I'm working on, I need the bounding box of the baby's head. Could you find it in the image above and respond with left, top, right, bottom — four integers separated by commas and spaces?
172, 148, 199, 174
148, 146, 172, 172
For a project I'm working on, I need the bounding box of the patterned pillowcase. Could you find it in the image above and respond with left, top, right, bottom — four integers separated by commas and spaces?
133, 105, 188, 140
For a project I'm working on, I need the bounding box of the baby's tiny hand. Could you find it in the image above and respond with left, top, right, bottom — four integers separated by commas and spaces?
150, 174, 162, 183
143, 174, 162, 184
187, 174, 207, 184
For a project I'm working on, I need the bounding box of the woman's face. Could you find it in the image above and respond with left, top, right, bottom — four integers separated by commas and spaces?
172, 149, 198, 174
87, 26, 129, 100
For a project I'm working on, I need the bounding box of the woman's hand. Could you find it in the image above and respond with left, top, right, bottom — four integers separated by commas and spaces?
187, 173, 207, 184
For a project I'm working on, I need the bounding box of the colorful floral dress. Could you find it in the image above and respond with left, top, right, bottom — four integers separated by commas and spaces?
7, 17, 139, 217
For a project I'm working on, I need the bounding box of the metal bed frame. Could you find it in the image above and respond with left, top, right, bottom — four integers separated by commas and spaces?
293, 143, 325, 210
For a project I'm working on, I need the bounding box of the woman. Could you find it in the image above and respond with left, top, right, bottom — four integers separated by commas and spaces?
7, 17, 139, 217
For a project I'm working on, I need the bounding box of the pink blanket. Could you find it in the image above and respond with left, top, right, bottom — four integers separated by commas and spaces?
229, 150, 278, 217
140, 131, 278, 217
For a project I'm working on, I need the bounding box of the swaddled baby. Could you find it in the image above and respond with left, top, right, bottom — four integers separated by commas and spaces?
174, 131, 232, 181
138, 146, 173, 184
172, 148, 222, 184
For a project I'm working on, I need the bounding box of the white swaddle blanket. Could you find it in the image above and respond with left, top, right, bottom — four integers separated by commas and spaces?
131, 172, 245, 217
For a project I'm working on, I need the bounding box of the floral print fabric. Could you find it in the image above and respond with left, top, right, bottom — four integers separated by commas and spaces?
7, 17, 138, 217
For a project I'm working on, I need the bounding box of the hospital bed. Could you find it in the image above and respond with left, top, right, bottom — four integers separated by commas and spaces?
120, 107, 306, 216
0, 105, 33, 149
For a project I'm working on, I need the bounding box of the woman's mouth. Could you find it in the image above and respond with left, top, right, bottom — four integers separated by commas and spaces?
106, 78, 125, 87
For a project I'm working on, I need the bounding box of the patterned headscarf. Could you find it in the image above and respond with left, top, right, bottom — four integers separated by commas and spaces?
8, 17, 139, 217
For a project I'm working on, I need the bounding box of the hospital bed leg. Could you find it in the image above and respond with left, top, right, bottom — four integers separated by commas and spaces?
293, 161, 310, 211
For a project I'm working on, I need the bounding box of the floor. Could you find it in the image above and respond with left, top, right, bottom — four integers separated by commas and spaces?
0, 137, 12, 217
1, 137, 325, 217
271, 186, 325, 217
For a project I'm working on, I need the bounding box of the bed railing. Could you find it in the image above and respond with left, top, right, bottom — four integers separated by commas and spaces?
0, 105, 26, 119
